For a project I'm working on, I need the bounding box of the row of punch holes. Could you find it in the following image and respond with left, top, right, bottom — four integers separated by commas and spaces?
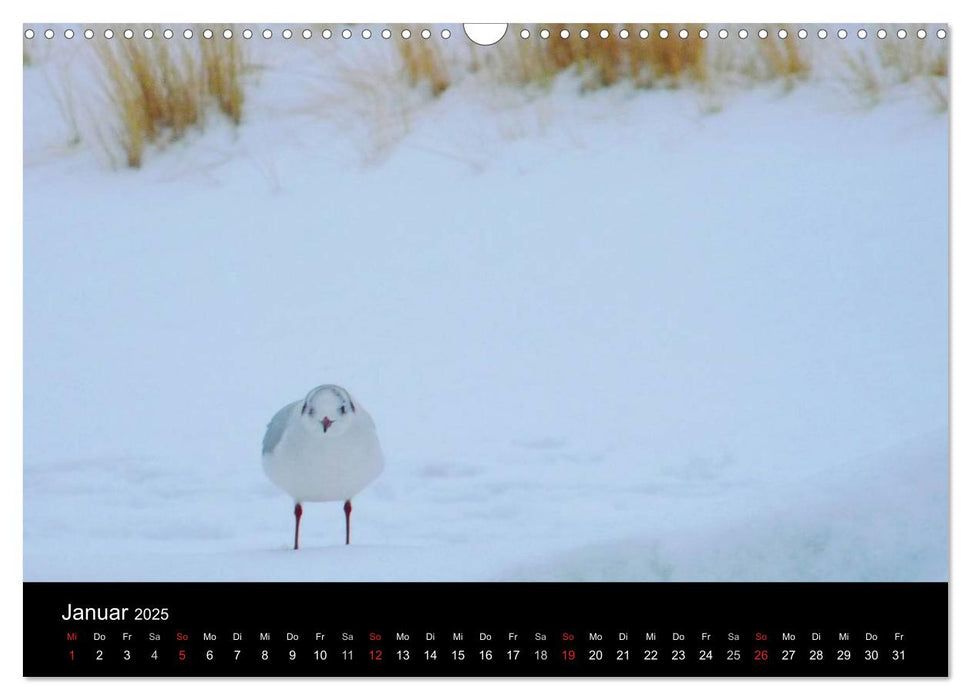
24, 26, 948, 42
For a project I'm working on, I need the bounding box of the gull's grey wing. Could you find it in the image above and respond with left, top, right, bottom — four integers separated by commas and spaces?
262, 400, 301, 455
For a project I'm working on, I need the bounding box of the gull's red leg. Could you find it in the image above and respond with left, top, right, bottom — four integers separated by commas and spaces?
344, 500, 352, 545
294, 502, 303, 550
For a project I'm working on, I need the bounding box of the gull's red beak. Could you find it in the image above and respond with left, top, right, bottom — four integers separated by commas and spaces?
321, 416, 334, 433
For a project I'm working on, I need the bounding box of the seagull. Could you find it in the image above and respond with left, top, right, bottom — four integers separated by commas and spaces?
262, 384, 384, 549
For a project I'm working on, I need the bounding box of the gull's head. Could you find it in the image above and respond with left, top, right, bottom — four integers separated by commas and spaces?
299, 384, 356, 437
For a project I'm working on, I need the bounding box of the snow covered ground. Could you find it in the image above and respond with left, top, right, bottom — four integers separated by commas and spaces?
23, 31, 948, 581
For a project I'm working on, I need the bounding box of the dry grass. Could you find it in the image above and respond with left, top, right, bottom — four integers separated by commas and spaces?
838, 51, 883, 106
753, 26, 810, 86
631, 25, 707, 87
392, 24, 825, 97
44, 62, 82, 146
877, 30, 948, 82
201, 32, 244, 123
705, 25, 810, 90
360, 23, 946, 161
300, 45, 420, 166
837, 27, 948, 109
95, 26, 244, 167
390, 23, 948, 113
394, 28, 450, 96
495, 24, 709, 90
923, 76, 948, 112
29, 23, 946, 171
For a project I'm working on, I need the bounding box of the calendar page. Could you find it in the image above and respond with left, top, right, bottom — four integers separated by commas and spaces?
22, 22, 948, 677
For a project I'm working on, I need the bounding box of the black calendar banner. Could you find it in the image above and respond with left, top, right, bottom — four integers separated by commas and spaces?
24, 582, 947, 677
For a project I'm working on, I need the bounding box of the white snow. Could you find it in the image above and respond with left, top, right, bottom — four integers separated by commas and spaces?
23, 34, 948, 581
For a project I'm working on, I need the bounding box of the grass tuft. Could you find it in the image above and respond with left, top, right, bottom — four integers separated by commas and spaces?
201, 30, 244, 123
837, 26, 948, 108
495, 24, 709, 90
394, 29, 450, 97
754, 25, 810, 87
95, 25, 244, 167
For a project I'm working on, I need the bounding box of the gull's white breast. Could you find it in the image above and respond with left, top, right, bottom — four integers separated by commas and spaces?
262, 402, 384, 502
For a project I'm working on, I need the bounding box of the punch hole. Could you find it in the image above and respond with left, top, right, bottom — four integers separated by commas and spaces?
242, 29, 252, 39
936, 29, 946, 39
619, 29, 630, 39
699, 29, 708, 39
382, 29, 391, 39
24, 28, 34, 39
758, 29, 768, 39
105, 29, 115, 39
837, 29, 847, 39
463, 23, 507, 46
738, 29, 748, 39
322, 29, 332, 39
441, 29, 451, 39
124, 29, 134, 39
65, 29, 75, 39
659, 29, 669, 39
718, 29, 728, 39
362, 29, 372, 39
302, 29, 311, 39
798, 29, 808, 39
143, 29, 153, 39
599, 29, 608, 39
877, 29, 887, 39
640, 29, 649, 39
84, 29, 94, 39
282, 29, 293, 39
917, 29, 927, 39
858, 29, 867, 39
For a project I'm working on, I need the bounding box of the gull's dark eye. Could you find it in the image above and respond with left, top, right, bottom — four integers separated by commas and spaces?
340, 405, 347, 415
308, 407, 315, 417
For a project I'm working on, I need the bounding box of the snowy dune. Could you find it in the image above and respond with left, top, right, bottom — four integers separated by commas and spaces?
23, 36, 947, 581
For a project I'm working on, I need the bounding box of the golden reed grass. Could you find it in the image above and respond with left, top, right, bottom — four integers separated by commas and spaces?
394, 27, 450, 96
389, 23, 946, 105
77, 23, 945, 166
95, 26, 244, 167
